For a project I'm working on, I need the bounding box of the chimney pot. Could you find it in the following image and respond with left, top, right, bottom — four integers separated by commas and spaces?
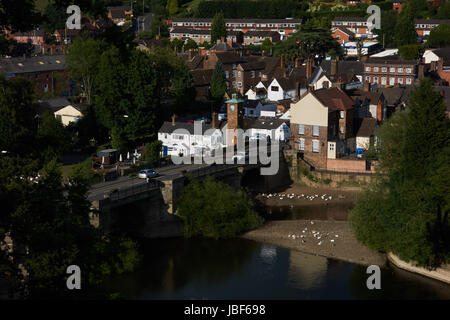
172, 114, 177, 125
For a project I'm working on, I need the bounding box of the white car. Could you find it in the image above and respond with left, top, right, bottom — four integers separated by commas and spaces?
138, 169, 159, 179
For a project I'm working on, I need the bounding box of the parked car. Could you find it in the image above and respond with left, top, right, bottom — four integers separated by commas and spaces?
218, 113, 227, 121
138, 169, 159, 179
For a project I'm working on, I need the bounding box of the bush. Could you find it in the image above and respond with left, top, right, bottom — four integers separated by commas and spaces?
176, 177, 264, 239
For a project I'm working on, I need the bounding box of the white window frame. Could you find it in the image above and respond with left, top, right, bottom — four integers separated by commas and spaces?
312, 125, 319, 137
298, 124, 304, 135
312, 140, 319, 153
299, 138, 305, 151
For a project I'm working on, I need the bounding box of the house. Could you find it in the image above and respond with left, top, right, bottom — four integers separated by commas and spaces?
331, 27, 355, 45
158, 115, 224, 157
107, 6, 132, 25
331, 17, 375, 39
363, 57, 417, 86
191, 69, 214, 100
245, 84, 267, 100
349, 82, 386, 121
375, 86, 413, 115
355, 118, 377, 156
170, 29, 243, 44
315, 59, 362, 90
10, 29, 46, 45
171, 18, 302, 39
249, 118, 290, 142
0, 55, 68, 97
267, 78, 298, 101
242, 31, 281, 45
243, 100, 278, 118
426, 48, 450, 84
290, 87, 355, 168
415, 19, 450, 37
320, 60, 364, 82
37, 98, 85, 125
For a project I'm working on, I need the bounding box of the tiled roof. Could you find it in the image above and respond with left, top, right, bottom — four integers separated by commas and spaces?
251, 118, 287, 130
191, 69, 214, 86
186, 55, 204, 70
159, 121, 217, 135
320, 60, 364, 75
365, 57, 418, 65
313, 87, 354, 111
433, 48, 450, 66
333, 26, 355, 37
239, 61, 265, 71
170, 28, 210, 35
356, 118, 377, 137
276, 77, 297, 91
172, 18, 302, 24
349, 90, 384, 105
215, 52, 243, 64
332, 17, 367, 22
243, 31, 279, 38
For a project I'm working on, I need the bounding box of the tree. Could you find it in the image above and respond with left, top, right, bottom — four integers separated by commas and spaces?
373, 10, 398, 48
66, 37, 106, 105
172, 60, 196, 108
436, 1, 450, 19
41, 3, 66, 33
177, 177, 264, 239
395, 6, 418, 46
398, 44, 424, 60
350, 78, 450, 268
0, 157, 141, 298
150, 16, 169, 39
145, 140, 163, 165
95, 47, 159, 149
427, 23, 450, 48
0, 77, 36, 157
261, 38, 273, 54
211, 12, 227, 44
184, 38, 198, 51
210, 61, 227, 102
37, 112, 70, 164
167, 0, 179, 16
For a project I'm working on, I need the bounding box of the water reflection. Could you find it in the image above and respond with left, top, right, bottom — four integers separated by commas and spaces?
102, 238, 450, 300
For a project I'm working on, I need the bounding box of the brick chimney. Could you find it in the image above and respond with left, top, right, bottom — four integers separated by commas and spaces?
377, 103, 383, 123
280, 55, 285, 69
306, 58, 313, 79
418, 64, 425, 79
363, 81, 371, 92
212, 112, 219, 129
172, 114, 177, 125
331, 59, 338, 76
438, 57, 443, 72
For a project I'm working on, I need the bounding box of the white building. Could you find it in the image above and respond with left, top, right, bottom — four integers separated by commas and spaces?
267, 78, 297, 101
248, 118, 290, 142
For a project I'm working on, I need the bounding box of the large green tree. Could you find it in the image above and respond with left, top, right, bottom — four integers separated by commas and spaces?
167, 0, 179, 16
395, 6, 418, 46
210, 61, 227, 102
427, 23, 450, 48
374, 10, 398, 49
211, 12, 227, 44
37, 112, 70, 164
350, 78, 450, 268
66, 37, 106, 105
177, 177, 264, 239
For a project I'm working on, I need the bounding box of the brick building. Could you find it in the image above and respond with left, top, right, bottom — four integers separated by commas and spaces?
331, 27, 355, 45
170, 28, 243, 44
242, 31, 281, 45
0, 55, 69, 97
331, 17, 374, 39
290, 87, 355, 168
415, 19, 450, 37
363, 57, 417, 86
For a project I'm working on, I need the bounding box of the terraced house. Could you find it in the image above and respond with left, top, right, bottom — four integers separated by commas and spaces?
363, 57, 417, 86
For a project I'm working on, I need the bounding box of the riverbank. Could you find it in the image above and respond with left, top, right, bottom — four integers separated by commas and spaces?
242, 219, 386, 267
255, 184, 361, 208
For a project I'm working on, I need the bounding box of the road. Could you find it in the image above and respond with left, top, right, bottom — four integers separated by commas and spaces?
88, 163, 208, 201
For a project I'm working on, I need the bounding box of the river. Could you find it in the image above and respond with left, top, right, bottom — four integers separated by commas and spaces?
103, 203, 450, 300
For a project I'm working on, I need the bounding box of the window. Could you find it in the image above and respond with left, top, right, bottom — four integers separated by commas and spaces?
313, 125, 319, 137
56, 115, 62, 122
225, 71, 229, 79
398, 67, 403, 73
312, 140, 319, 153
174, 134, 184, 140
329, 143, 334, 151
271, 86, 279, 92
390, 67, 395, 73
374, 76, 378, 83
381, 77, 387, 85
373, 67, 379, 72
340, 111, 345, 119
398, 78, 403, 84
299, 138, 305, 151
382, 67, 387, 72
365, 66, 371, 72
238, 82, 242, 88
340, 126, 344, 134
298, 124, 304, 135
406, 68, 412, 73
406, 78, 412, 84
237, 71, 241, 77
365, 76, 370, 81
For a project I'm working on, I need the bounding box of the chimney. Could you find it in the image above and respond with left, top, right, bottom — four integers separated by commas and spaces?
363, 81, 371, 92
227, 38, 232, 46
172, 114, 177, 125
438, 57, 443, 72
377, 103, 383, 123
331, 59, 338, 76
212, 112, 219, 129
418, 64, 425, 79
306, 58, 312, 79
261, 74, 268, 81
280, 55, 285, 69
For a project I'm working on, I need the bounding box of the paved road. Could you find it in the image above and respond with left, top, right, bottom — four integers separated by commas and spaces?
88, 163, 208, 201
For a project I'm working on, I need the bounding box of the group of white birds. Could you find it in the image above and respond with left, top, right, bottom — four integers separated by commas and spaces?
259, 192, 334, 202
287, 221, 340, 246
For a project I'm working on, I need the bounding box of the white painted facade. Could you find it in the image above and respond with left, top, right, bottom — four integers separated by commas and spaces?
53, 105, 83, 126
267, 79, 296, 101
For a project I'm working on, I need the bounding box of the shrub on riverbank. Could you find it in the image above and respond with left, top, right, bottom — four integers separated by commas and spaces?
349, 79, 450, 268
176, 177, 264, 239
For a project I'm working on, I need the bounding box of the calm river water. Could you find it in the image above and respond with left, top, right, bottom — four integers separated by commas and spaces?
103, 212, 450, 300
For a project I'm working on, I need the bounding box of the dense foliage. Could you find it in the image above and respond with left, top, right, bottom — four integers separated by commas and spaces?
177, 177, 264, 239
210, 61, 227, 102
211, 12, 227, 44
350, 79, 450, 268
427, 23, 450, 48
